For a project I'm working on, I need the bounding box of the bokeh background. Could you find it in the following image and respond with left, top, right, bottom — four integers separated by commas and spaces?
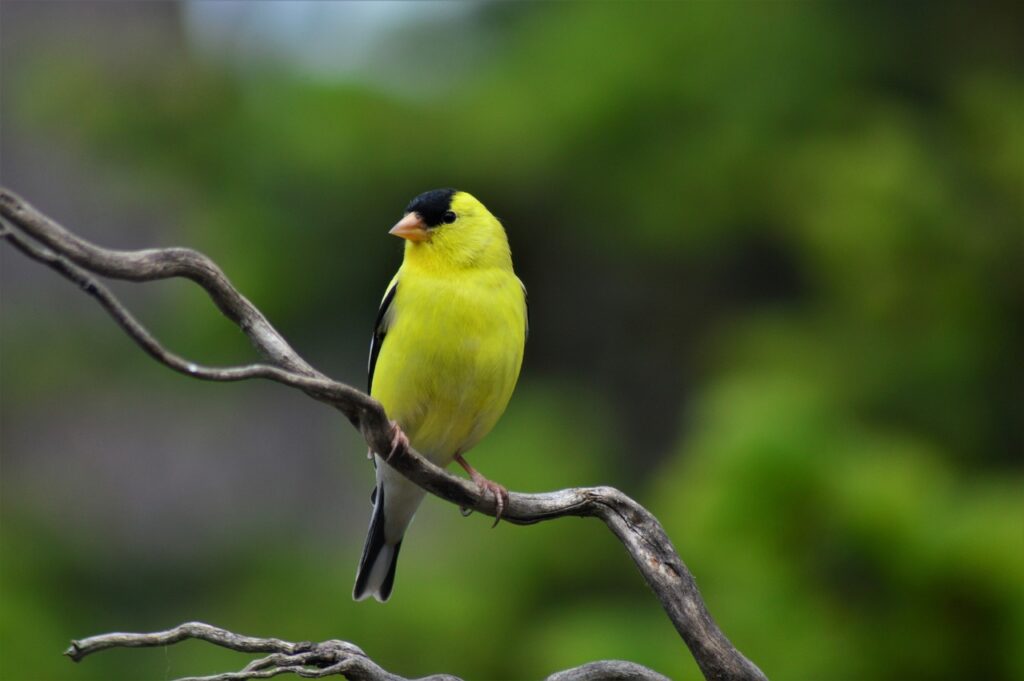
1, 2, 1021, 680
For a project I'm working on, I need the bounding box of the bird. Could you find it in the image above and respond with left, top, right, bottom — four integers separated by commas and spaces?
353, 188, 528, 603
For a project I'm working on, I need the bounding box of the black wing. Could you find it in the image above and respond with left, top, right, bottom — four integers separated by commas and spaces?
520, 278, 529, 343
368, 280, 398, 393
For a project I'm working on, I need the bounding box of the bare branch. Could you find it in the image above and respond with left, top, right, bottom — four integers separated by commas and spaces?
547, 661, 673, 681
63, 622, 445, 681
1, 187, 767, 681
64, 622, 667, 681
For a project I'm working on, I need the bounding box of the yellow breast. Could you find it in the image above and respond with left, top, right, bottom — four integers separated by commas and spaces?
370, 264, 526, 465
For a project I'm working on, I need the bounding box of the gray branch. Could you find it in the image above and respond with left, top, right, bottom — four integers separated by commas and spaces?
64, 621, 449, 681
0, 187, 767, 681
63, 622, 668, 681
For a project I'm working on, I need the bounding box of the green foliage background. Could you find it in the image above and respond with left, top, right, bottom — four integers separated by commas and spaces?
1, 2, 1021, 680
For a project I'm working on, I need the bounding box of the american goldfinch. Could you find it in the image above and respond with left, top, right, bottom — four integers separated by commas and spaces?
353, 189, 528, 602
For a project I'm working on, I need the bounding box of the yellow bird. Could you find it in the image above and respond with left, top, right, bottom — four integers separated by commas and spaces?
353, 189, 528, 602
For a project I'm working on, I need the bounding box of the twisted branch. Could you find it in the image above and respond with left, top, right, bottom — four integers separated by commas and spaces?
1, 187, 767, 681
64, 622, 669, 681
65, 621, 448, 681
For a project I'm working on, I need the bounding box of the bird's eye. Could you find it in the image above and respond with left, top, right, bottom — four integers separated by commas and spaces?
442, 210, 457, 224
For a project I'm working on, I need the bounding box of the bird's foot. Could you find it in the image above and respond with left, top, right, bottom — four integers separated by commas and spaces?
454, 454, 509, 527
478, 478, 509, 528
384, 420, 410, 462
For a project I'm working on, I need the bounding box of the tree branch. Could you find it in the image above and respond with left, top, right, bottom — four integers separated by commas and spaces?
64, 621, 447, 681
0, 187, 767, 681
63, 622, 669, 681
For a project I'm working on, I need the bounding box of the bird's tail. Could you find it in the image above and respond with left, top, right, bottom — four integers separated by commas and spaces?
353, 484, 402, 602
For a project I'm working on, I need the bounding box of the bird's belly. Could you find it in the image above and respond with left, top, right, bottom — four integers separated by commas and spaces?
370, 277, 524, 465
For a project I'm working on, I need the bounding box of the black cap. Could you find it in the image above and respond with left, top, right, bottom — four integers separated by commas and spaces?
405, 188, 456, 227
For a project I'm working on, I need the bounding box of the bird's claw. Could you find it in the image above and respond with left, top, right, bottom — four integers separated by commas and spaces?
453, 453, 508, 527
476, 479, 509, 528
384, 420, 409, 462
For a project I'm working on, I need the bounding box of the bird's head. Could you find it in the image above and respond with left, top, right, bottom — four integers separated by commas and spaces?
389, 189, 511, 270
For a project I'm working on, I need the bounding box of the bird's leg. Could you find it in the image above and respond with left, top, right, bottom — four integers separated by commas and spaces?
454, 453, 509, 527
383, 420, 410, 462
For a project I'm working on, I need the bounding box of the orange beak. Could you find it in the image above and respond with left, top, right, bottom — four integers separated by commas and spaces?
389, 212, 431, 241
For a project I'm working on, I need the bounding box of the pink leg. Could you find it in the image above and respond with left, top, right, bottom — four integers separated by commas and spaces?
455, 453, 509, 527
384, 420, 410, 462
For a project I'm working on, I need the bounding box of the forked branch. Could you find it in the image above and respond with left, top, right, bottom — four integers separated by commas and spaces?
0, 187, 767, 681
63, 621, 669, 681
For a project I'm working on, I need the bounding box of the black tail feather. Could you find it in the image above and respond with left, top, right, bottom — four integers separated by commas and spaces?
353, 485, 402, 602
379, 540, 401, 601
